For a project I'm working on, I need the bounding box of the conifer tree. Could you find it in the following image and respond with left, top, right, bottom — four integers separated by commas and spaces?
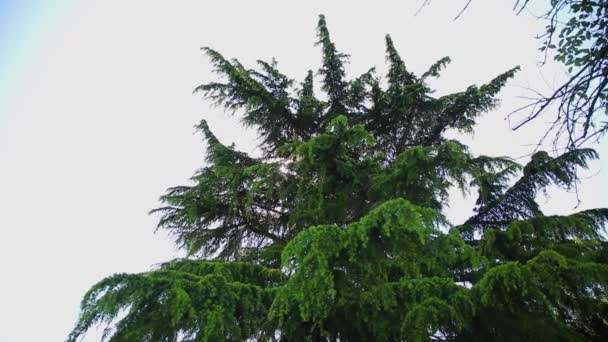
68, 15, 608, 341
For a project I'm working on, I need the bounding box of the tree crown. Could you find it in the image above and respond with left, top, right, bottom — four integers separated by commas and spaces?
68, 15, 608, 342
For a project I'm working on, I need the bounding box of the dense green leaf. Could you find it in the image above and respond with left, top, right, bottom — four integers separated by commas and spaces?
69, 15, 608, 341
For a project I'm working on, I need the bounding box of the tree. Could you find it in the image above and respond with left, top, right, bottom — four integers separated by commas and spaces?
68, 15, 608, 341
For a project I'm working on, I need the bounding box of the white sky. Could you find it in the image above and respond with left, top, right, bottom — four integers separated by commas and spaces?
1, 1, 606, 341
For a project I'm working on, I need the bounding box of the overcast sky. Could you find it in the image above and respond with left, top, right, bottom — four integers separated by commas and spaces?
1, 1, 607, 341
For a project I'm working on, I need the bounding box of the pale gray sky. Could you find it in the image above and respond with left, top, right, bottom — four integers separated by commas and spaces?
1, 1, 606, 341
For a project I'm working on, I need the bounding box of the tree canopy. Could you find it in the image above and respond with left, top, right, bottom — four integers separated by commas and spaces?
68, 15, 608, 341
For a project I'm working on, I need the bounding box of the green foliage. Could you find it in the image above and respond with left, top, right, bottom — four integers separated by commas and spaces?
463, 148, 599, 237
150, 119, 290, 259
69, 15, 608, 341
67, 261, 284, 342
271, 199, 470, 340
